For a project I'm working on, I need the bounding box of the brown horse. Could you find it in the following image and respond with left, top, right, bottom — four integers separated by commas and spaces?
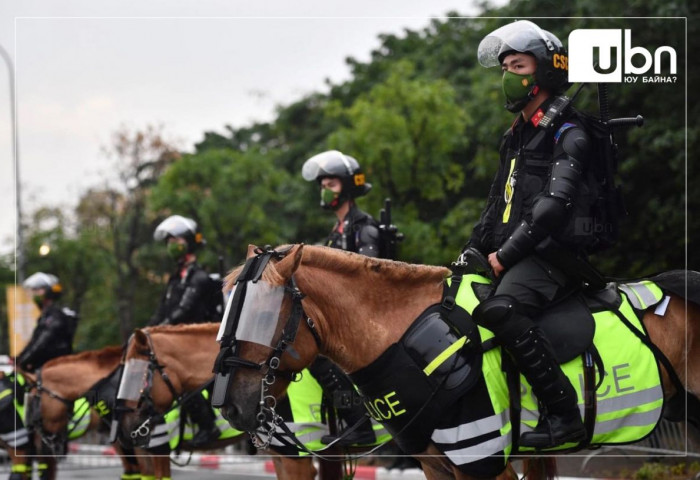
120, 323, 388, 480
119, 323, 328, 480
25, 348, 156, 480
217, 244, 699, 480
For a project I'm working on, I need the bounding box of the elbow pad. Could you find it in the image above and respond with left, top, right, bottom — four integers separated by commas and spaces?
357, 225, 380, 258
531, 195, 569, 232
179, 285, 200, 313
549, 156, 583, 203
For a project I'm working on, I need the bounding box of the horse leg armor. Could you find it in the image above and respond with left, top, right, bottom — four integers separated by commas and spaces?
473, 295, 586, 449
309, 356, 376, 446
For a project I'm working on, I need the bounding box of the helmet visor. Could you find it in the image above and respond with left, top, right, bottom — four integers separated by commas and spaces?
302, 150, 355, 181
477, 20, 558, 67
23, 272, 58, 290
153, 215, 196, 241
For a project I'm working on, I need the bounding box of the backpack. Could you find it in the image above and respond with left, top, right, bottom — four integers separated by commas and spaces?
540, 93, 632, 253
572, 111, 627, 252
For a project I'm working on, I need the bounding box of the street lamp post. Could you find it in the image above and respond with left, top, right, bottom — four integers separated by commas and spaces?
0, 44, 24, 283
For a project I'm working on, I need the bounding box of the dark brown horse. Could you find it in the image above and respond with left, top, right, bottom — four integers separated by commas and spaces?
216, 244, 699, 480
24, 348, 155, 480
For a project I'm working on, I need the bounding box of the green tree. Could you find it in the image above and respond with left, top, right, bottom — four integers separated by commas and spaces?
327, 61, 471, 264
149, 147, 307, 269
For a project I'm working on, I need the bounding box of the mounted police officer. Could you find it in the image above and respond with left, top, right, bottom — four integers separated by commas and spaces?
16, 273, 77, 373
301, 150, 379, 446
463, 20, 608, 449
150, 214, 221, 447
302, 149, 381, 258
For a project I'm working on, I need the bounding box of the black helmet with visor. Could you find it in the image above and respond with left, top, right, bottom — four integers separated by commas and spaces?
478, 20, 569, 95
302, 150, 372, 208
153, 215, 204, 253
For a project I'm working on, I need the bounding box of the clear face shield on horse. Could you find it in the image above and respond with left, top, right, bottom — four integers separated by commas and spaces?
211, 247, 318, 444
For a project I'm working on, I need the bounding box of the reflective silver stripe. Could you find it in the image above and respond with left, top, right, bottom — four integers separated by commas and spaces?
1, 428, 29, 447
432, 410, 508, 444
372, 423, 389, 438
277, 422, 326, 433
597, 386, 663, 414
442, 432, 511, 464
146, 420, 179, 447
521, 408, 539, 423
620, 282, 660, 309
272, 428, 326, 446
594, 407, 662, 435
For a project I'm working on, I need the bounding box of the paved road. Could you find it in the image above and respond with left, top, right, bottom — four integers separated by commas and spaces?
57, 465, 274, 479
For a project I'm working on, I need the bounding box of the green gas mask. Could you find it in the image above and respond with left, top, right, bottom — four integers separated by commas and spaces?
321, 188, 341, 210
32, 295, 44, 309
502, 71, 536, 112
167, 242, 187, 261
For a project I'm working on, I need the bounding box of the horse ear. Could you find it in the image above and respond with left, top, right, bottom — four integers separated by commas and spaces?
133, 328, 148, 347
246, 244, 258, 258
275, 244, 304, 279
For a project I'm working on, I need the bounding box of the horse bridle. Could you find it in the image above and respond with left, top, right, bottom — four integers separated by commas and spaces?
120, 330, 184, 443
212, 246, 322, 448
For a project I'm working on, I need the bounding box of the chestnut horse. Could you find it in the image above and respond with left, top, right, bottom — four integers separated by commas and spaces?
25, 347, 155, 480
119, 323, 392, 480
216, 244, 699, 480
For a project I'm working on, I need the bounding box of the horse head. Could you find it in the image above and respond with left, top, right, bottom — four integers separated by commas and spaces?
116, 328, 184, 448
215, 244, 322, 433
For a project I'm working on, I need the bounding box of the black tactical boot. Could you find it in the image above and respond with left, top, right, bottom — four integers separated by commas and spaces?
186, 394, 221, 447
509, 326, 586, 448
310, 356, 376, 447
474, 296, 586, 449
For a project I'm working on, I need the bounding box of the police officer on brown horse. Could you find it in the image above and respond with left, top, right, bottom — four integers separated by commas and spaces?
149, 215, 221, 447
464, 20, 609, 449
16, 273, 77, 373
302, 150, 380, 446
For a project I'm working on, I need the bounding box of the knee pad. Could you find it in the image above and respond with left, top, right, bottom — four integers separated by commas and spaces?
473, 295, 534, 340
472, 295, 518, 330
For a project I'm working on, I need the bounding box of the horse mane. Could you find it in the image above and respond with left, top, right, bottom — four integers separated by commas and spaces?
301, 245, 450, 285
43, 345, 123, 369
145, 322, 220, 336
223, 244, 449, 292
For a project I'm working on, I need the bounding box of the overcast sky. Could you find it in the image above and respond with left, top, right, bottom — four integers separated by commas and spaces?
0, 0, 508, 257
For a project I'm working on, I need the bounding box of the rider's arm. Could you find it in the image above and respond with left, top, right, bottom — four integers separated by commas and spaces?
357, 224, 381, 258
496, 125, 591, 269
168, 269, 210, 324
16, 313, 66, 371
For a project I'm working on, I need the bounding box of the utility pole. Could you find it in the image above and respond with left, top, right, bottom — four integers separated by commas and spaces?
0, 44, 23, 283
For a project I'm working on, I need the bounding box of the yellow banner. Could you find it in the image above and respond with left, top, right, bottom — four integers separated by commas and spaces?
6, 286, 40, 357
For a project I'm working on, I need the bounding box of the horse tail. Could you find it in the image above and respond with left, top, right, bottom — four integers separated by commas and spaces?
523, 457, 558, 480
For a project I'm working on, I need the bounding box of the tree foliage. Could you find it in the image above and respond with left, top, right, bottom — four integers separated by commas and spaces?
11, 0, 693, 353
